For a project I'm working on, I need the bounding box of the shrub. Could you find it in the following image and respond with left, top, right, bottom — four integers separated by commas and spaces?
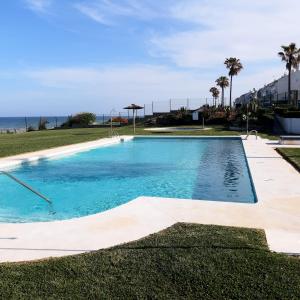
61, 112, 96, 128
274, 107, 300, 118
280, 111, 300, 118
27, 126, 35, 132
274, 107, 288, 115
38, 118, 49, 130
112, 117, 128, 124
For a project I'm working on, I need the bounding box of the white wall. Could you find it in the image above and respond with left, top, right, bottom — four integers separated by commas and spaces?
192, 111, 199, 121
257, 70, 300, 99
277, 115, 300, 134
235, 91, 252, 105
277, 70, 300, 94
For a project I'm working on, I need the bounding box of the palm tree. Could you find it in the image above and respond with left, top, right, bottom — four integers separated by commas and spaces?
216, 76, 229, 107
278, 43, 300, 107
224, 57, 243, 108
209, 87, 220, 106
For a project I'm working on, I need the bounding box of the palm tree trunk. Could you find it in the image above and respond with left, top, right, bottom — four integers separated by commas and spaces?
229, 75, 233, 108
222, 87, 224, 107
288, 66, 292, 106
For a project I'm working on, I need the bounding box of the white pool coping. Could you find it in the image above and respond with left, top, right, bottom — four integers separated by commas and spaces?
0, 135, 300, 262
144, 127, 212, 132
0, 136, 134, 171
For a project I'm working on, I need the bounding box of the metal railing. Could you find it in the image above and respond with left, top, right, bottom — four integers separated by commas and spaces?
1, 171, 51, 204
108, 128, 120, 139
246, 130, 258, 140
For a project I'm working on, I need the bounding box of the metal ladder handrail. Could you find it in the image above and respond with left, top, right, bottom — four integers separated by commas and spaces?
109, 128, 120, 139
0, 171, 52, 204
246, 130, 258, 140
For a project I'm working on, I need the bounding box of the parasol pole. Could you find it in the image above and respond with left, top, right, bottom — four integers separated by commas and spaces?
133, 109, 136, 134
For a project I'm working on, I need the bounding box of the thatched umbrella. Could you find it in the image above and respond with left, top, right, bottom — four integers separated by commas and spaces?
123, 104, 143, 134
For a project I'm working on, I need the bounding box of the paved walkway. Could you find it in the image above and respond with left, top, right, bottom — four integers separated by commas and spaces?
0, 136, 299, 262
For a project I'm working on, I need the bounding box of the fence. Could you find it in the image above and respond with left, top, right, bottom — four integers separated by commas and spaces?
259, 91, 300, 107
129, 97, 215, 118
91, 98, 216, 121
0, 97, 218, 133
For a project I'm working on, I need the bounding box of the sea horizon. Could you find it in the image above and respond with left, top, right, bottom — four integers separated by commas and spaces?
0, 116, 113, 130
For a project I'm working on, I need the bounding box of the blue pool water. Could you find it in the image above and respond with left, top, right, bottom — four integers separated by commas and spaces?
0, 137, 256, 223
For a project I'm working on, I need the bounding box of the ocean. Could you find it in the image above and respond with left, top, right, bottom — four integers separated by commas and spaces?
0, 116, 112, 131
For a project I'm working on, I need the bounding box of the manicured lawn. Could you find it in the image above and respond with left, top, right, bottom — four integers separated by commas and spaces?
0, 128, 110, 158
277, 148, 300, 171
0, 125, 277, 158
0, 223, 299, 299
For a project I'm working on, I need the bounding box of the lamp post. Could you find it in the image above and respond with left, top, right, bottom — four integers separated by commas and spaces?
246, 104, 249, 135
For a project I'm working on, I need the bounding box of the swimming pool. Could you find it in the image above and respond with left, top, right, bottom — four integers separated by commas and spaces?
0, 137, 256, 223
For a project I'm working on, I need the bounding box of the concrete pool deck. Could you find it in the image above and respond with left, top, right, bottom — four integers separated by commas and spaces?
0, 135, 299, 262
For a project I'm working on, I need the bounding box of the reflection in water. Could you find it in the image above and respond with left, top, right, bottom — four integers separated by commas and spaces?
223, 155, 242, 191
192, 140, 250, 201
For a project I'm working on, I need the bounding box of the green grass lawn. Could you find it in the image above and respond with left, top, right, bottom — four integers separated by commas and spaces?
277, 148, 300, 171
0, 125, 278, 158
0, 223, 299, 299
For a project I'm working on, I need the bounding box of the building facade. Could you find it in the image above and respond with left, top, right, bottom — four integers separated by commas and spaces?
235, 70, 300, 107
234, 91, 254, 106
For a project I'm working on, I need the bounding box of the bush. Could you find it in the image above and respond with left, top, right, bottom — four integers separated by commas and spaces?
61, 112, 96, 128
274, 107, 300, 118
27, 126, 35, 132
280, 111, 300, 118
111, 117, 128, 125
274, 107, 288, 115
38, 118, 49, 130
156, 113, 192, 126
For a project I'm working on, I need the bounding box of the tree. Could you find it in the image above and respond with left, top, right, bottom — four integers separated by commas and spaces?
224, 57, 243, 108
38, 117, 49, 130
278, 43, 300, 107
62, 112, 96, 128
209, 87, 220, 107
216, 76, 229, 107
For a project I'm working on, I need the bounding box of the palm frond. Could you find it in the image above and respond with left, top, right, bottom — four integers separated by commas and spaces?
224, 57, 243, 76
279, 43, 300, 70
216, 76, 229, 88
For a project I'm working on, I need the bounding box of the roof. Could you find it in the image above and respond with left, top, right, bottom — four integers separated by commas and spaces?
191, 107, 205, 113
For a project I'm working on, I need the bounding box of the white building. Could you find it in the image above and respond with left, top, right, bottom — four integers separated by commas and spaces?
235, 70, 300, 107
235, 91, 254, 106
192, 107, 205, 121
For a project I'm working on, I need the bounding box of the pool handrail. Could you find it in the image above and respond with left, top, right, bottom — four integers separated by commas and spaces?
246, 130, 258, 140
0, 171, 52, 204
109, 128, 120, 139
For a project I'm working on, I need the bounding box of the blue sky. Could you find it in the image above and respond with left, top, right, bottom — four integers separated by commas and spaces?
0, 0, 299, 116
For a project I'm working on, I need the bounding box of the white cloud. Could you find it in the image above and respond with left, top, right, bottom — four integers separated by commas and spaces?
74, 0, 167, 24
24, 65, 209, 95
20, 64, 285, 113
150, 0, 300, 68
19, 65, 212, 114
74, 3, 111, 25
0, 62, 288, 117
24, 0, 52, 13
9, 0, 298, 114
